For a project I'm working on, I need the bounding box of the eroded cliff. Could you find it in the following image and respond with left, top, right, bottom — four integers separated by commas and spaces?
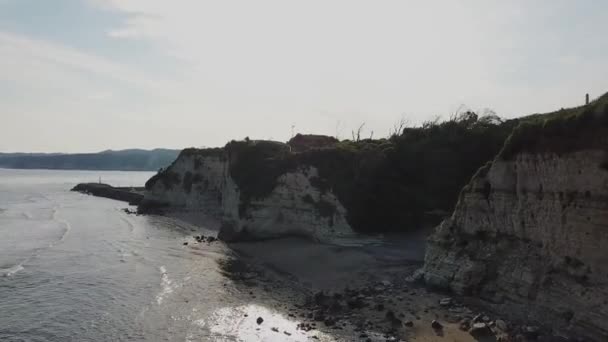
143, 140, 352, 241
143, 117, 517, 241
423, 95, 608, 340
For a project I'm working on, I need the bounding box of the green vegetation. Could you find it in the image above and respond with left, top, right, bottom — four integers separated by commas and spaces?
224, 139, 293, 215
219, 112, 518, 233
145, 170, 181, 190
146, 93, 608, 233
287, 112, 518, 232
499, 92, 608, 159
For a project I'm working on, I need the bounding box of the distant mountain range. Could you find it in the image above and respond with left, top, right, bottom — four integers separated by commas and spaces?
0, 149, 180, 171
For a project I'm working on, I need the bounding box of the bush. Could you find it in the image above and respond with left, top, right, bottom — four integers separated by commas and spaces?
499, 92, 608, 159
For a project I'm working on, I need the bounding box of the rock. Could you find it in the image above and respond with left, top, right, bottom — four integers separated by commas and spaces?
459, 320, 470, 331
523, 325, 540, 339
271, 327, 278, 332
313, 310, 325, 322
439, 297, 452, 306
314, 291, 328, 305
431, 320, 443, 330
324, 318, 335, 327
381, 280, 392, 287
470, 322, 493, 338
182, 242, 188, 245
283, 331, 291, 336
329, 300, 343, 313
347, 298, 365, 309
256, 317, 264, 325
495, 319, 508, 331
406, 268, 425, 283
404, 320, 414, 327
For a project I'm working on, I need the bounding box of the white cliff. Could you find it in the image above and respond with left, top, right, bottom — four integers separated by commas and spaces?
423, 148, 608, 340
219, 166, 352, 241
143, 143, 354, 242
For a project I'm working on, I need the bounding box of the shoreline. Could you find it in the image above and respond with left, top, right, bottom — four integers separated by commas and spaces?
75, 185, 579, 341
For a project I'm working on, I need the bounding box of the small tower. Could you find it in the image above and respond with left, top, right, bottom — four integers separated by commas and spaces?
586, 93, 590, 105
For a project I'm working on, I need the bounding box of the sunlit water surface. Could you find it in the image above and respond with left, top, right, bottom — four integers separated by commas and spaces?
0, 168, 312, 342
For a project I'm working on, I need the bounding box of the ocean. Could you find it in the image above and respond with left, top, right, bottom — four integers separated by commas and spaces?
0, 169, 309, 342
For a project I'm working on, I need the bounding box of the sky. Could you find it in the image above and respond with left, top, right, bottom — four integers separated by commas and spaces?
1, 0, 607, 153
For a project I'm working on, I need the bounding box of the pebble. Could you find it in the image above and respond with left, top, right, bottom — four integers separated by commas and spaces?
439, 297, 452, 306
495, 319, 508, 331
470, 322, 492, 337
431, 320, 443, 330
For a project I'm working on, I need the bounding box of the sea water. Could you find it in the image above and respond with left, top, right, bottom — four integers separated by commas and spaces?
0, 168, 310, 342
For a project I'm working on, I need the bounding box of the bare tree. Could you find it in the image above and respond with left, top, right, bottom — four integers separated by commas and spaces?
478, 108, 503, 126
422, 115, 442, 129
351, 123, 366, 142
389, 115, 409, 138
335, 120, 343, 140
449, 104, 469, 122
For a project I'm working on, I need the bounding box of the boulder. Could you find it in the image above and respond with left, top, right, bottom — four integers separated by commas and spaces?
470, 322, 493, 338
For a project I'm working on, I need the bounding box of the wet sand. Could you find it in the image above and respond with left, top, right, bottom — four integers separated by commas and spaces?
153, 210, 536, 341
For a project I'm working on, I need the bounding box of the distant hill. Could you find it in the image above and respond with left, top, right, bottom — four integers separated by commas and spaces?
0, 149, 180, 171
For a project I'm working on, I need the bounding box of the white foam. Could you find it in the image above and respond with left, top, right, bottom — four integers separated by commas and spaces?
156, 266, 174, 305
51, 207, 72, 243
2, 264, 24, 277
194, 304, 318, 341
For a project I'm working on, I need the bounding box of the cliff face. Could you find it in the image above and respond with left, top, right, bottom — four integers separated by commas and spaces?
145, 150, 226, 217
423, 98, 608, 340
219, 165, 351, 241
143, 142, 353, 242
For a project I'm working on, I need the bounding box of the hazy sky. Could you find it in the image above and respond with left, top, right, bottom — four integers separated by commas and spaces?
1, 0, 607, 153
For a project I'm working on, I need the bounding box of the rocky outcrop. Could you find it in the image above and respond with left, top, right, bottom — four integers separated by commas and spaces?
143, 141, 353, 241
72, 183, 144, 205
422, 97, 608, 341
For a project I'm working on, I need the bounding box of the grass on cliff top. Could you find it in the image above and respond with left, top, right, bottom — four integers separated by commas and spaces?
145, 112, 517, 233
225, 112, 516, 232
499, 92, 608, 160
225, 139, 294, 215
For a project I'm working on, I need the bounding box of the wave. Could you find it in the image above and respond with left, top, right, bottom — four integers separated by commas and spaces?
120, 216, 136, 233
51, 207, 72, 243
156, 266, 176, 305
1, 264, 24, 277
